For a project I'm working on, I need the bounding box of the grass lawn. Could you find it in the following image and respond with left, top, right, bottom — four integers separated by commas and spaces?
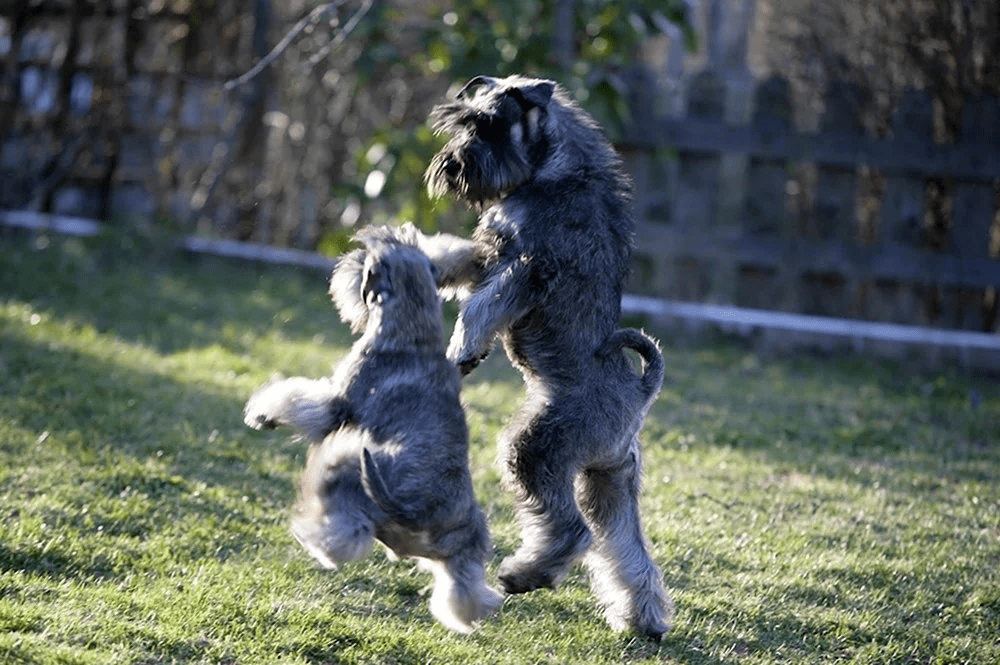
1, 228, 998, 664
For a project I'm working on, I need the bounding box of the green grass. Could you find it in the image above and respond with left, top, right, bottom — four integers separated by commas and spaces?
1, 228, 998, 664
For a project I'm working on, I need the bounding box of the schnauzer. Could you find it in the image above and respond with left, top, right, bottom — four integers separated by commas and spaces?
243, 226, 502, 633
413, 74, 673, 639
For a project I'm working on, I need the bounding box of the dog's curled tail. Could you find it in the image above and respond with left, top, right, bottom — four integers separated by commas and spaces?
601, 328, 665, 403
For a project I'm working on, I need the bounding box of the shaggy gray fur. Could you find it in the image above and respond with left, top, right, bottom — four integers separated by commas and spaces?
415, 74, 672, 640
243, 227, 502, 633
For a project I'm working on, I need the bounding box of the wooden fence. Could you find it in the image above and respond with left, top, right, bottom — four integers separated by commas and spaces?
0, 0, 268, 226
621, 70, 1000, 333
2, 2, 998, 338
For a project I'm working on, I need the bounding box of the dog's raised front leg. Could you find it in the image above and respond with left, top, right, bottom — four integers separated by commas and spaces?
448, 259, 530, 374
408, 225, 483, 296
243, 377, 353, 442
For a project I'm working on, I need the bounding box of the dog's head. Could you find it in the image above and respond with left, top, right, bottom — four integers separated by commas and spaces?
329, 226, 443, 346
424, 75, 565, 207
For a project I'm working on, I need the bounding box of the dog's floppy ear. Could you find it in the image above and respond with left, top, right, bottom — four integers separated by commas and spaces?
457, 75, 499, 99
361, 256, 392, 308
330, 248, 370, 333
511, 80, 554, 109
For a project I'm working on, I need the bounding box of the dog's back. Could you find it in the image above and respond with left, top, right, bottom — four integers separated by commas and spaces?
302, 236, 477, 550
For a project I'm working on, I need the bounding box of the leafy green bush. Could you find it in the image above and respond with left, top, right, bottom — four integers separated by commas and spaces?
321, 0, 692, 246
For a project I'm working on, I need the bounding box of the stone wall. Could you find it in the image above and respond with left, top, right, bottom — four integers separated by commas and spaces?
1, 1, 270, 232
0, 1, 457, 250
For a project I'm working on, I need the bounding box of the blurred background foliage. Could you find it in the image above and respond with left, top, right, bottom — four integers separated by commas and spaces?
311, 0, 692, 254
6, 0, 993, 277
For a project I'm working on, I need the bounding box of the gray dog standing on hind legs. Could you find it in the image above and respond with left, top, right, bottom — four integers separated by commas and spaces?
243, 227, 502, 633
410, 73, 674, 640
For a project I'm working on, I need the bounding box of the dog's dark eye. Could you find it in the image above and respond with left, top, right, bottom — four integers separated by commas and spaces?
474, 113, 500, 138
475, 114, 496, 135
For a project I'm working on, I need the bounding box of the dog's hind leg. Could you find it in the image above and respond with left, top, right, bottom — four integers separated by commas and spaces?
291, 439, 376, 569
576, 440, 672, 641
497, 408, 593, 594
420, 556, 503, 633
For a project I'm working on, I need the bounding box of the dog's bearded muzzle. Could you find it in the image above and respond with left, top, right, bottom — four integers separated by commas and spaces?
426, 132, 531, 207
426, 146, 467, 200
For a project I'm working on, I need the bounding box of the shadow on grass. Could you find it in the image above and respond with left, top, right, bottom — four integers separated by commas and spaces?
1, 326, 269, 475
0, 227, 349, 357
0, 325, 299, 586
0, 234, 313, 662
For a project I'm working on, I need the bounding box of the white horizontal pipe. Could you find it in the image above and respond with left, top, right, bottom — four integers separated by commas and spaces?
622, 294, 1000, 352
5, 210, 998, 356
0, 209, 101, 237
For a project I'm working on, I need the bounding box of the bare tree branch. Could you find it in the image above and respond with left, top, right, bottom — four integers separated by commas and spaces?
304, 0, 376, 71
224, 0, 349, 91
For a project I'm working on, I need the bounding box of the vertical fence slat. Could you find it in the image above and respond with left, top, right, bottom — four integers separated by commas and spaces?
672, 70, 725, 301
738, 74, 791, 309
803, 80, 864, 317
874, 88, 933, 324
947, 95, 1000, 331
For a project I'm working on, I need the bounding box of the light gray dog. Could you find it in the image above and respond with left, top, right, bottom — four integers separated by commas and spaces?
412, 74, 673, 640
243, 227, 502, 633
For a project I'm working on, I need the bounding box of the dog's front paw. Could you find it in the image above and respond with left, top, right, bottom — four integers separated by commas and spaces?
447, 336, 491, 376
243, 382, 285, 430
455, 350, 490, 376
243, 399, 278, 430
446, 316, 493, 376
244, 409, 277, 430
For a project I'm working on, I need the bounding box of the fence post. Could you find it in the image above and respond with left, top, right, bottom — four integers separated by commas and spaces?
706, 0, 756, 237
947, 94, 1000, 331
672, 70, 726, 302
805, 80, 864, 317
623, 31, 686, 297
874, 88, 933, 324
706, 0, 757, 73
738, 74, 791, 309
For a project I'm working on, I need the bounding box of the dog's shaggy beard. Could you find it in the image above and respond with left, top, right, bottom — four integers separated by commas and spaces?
426, 135, 532, 207
425, 104, 537, 208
